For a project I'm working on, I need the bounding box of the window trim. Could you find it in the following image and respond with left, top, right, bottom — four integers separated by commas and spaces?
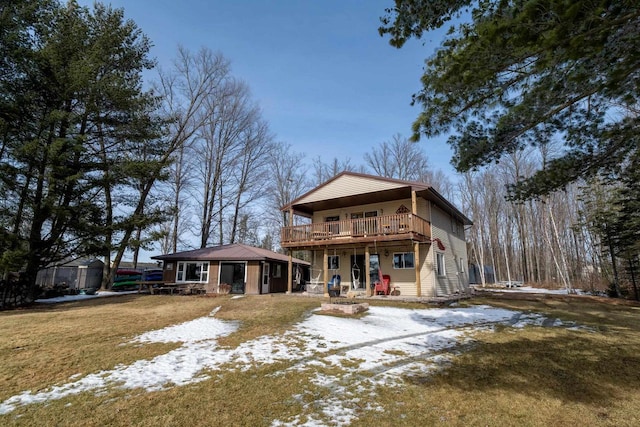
176, 261, 209, 283
328, 255, 340, 270
393, 252, 415, 269
273, 264, 282, 278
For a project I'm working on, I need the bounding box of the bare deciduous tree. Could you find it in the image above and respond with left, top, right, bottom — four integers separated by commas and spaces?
364, 134, 429, 181
264, 143, 310, 249
154, 46, 231, 253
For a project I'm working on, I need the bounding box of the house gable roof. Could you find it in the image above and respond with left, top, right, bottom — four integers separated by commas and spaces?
282, 171, 472, 225
151, 243, 309, 264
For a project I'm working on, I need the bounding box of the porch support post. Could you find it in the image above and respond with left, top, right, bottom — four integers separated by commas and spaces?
287, 251, 293, 294
365, 245, 371, 297
288, 207, 293, 226
411, 190, 418, 215
414, 242, 421, 296
323, 248, 329, 297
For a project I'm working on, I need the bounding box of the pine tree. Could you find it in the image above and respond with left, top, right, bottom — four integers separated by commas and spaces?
380, 0, 640, 200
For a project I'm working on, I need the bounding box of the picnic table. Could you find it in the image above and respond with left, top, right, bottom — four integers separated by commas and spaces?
135, 281, 207, 295
134, 281, 176, 295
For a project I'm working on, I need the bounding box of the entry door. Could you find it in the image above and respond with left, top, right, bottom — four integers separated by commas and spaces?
220, 262, 246, 294
262, 263, 270, 294
369, 254, 381, 286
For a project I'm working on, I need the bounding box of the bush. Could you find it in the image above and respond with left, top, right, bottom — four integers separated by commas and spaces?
218, 283, 231, 294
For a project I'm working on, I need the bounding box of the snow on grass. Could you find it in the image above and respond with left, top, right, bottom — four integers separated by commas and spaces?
34, 290, 138, 304
0, 304, 578, 423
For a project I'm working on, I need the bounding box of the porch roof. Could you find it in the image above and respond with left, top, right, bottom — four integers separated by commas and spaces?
282, 171, 472, 225
152, 243, 309, 265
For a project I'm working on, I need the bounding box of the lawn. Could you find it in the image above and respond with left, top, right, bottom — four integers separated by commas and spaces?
1, 292, 639, 426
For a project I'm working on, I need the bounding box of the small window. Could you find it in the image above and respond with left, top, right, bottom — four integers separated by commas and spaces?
393, 252, 415, 269
273, 264, 282, 278
328, 255, 340, 270
436, 253, 446, 277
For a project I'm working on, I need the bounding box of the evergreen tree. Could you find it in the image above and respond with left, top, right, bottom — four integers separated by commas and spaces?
0, 1, 166, 299
380, 0, 640, 200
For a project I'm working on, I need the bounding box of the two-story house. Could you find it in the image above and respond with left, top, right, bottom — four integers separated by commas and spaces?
280, 172, 472, 297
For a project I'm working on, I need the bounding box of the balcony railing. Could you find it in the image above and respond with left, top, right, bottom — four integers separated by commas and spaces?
281, 213, 431, 247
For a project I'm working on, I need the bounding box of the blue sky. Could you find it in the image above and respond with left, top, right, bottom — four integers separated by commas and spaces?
78, 0, 458, 177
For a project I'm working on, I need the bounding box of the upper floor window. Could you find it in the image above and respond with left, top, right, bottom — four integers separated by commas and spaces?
393, 252, 415, 269
326, 215, 340, 234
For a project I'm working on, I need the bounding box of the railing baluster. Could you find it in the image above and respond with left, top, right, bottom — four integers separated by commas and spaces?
281, 213, 431, 244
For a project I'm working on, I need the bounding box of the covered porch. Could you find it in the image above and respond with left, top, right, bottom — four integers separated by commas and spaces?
292, 240, 428, 298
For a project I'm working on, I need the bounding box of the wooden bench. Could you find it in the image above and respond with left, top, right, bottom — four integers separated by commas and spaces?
176, 283, 206, 295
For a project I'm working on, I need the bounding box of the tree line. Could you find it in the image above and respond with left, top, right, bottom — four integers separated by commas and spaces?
2, 0, 637, 308
0, 1, 440, 307
380, 0, 639, 299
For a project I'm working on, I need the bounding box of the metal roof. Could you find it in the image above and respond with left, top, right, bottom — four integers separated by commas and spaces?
151, 243, 309, 264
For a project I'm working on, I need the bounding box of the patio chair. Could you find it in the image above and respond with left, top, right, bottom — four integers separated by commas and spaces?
327, 274, 341, 296
306, 269, 323, 293
374, 274, 391, 295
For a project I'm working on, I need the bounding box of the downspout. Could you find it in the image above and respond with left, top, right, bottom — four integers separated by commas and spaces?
323, 248, 329, 297
287, 252, 293, 294
365, 245, 371, 296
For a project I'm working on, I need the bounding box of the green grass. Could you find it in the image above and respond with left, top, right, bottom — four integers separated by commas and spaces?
1, 293, 639, 426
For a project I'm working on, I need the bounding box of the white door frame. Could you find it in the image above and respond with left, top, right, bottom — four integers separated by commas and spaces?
261, 262, 270, 294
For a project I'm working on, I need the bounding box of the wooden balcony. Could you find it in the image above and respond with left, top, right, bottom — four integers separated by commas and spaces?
281, 213, 431, 249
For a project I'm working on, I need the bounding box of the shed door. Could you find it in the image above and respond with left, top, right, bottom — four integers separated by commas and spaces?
261, 262, 270, 294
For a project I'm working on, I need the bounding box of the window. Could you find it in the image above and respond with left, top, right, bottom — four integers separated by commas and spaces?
459, 257, 465, 273
436, 253, 446, 277
176, 261, 209, 283
393, 252, 415, 269
273, 264, 282, 278
328, 255, 340, 270
326, 215, 340, 234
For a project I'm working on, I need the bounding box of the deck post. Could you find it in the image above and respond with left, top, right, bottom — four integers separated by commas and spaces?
287, 251, 293, 294
414, 241, 421, 296
411, 190, 418, 215
412, 190, 422, 296
365, 245, 371, 296
323, 248, 329, 297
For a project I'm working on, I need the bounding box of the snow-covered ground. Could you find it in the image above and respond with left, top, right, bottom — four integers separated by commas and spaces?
482, 285, 574, 294
472, 284, 603, 295
32, 284, 592, 305
34, 290, 138, 304
0, 302, 586, 425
